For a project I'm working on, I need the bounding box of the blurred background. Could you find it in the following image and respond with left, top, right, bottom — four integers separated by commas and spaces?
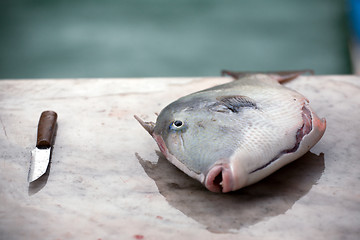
0, 0, 355, 79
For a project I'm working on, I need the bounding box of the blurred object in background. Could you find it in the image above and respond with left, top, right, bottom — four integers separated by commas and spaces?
348, 0, 360, 74
0, 0, 352, 79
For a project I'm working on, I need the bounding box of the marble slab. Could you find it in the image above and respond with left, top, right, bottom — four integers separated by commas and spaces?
0, 75, 360, 240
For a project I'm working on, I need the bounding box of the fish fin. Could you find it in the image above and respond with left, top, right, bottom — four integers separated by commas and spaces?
134, 115, 155, 136
266, 70, 314, 83
221, 70, 314, 83
221, 70, 248, 79
211, 95, 257, 113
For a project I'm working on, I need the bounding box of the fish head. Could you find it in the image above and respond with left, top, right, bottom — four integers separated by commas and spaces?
135, 93, 326, 193
136, 96, 251, 193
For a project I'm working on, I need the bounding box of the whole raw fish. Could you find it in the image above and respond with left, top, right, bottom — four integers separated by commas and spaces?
135, 71, 326, 193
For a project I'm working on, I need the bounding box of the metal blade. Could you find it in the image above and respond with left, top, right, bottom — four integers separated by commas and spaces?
28, 147, 51, 183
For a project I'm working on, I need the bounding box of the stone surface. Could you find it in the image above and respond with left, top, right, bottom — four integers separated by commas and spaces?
0, 76, 359, 240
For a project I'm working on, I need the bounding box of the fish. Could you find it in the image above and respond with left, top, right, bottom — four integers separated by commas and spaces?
135, 70, 326, 193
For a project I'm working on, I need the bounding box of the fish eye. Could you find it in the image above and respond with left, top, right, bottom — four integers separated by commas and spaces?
170, 120, 185, 130
174, 120, 183, 127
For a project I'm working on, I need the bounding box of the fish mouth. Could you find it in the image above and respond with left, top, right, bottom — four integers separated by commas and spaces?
205, 163, 234, 193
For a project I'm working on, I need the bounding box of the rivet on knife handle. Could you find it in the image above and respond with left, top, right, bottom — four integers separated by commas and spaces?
36, 111, 58, 149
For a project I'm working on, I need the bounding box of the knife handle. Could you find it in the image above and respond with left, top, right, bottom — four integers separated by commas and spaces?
36, 111, 58, 149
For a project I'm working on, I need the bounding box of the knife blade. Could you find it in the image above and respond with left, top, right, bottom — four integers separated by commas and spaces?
28, 111, 58, 183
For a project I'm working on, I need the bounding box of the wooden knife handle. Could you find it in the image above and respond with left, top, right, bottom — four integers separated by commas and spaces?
36, 111, 58, 148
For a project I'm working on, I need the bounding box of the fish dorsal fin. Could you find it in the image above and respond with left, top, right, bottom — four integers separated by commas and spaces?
211, 95, 257, 113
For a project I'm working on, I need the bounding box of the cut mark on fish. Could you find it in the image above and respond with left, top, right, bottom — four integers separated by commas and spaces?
179, 134, 186, 151
250, 105, 313, 174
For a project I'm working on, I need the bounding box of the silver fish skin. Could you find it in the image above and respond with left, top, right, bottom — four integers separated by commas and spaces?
135, 71, 326, 193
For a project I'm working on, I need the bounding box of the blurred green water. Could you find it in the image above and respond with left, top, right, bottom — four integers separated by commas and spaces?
0, 0, 351, 79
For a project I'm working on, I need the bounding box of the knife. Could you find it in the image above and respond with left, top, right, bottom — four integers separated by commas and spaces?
28, 111, 58, 183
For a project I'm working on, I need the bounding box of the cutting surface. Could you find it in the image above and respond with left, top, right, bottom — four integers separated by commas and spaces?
0, 76, 359, 240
